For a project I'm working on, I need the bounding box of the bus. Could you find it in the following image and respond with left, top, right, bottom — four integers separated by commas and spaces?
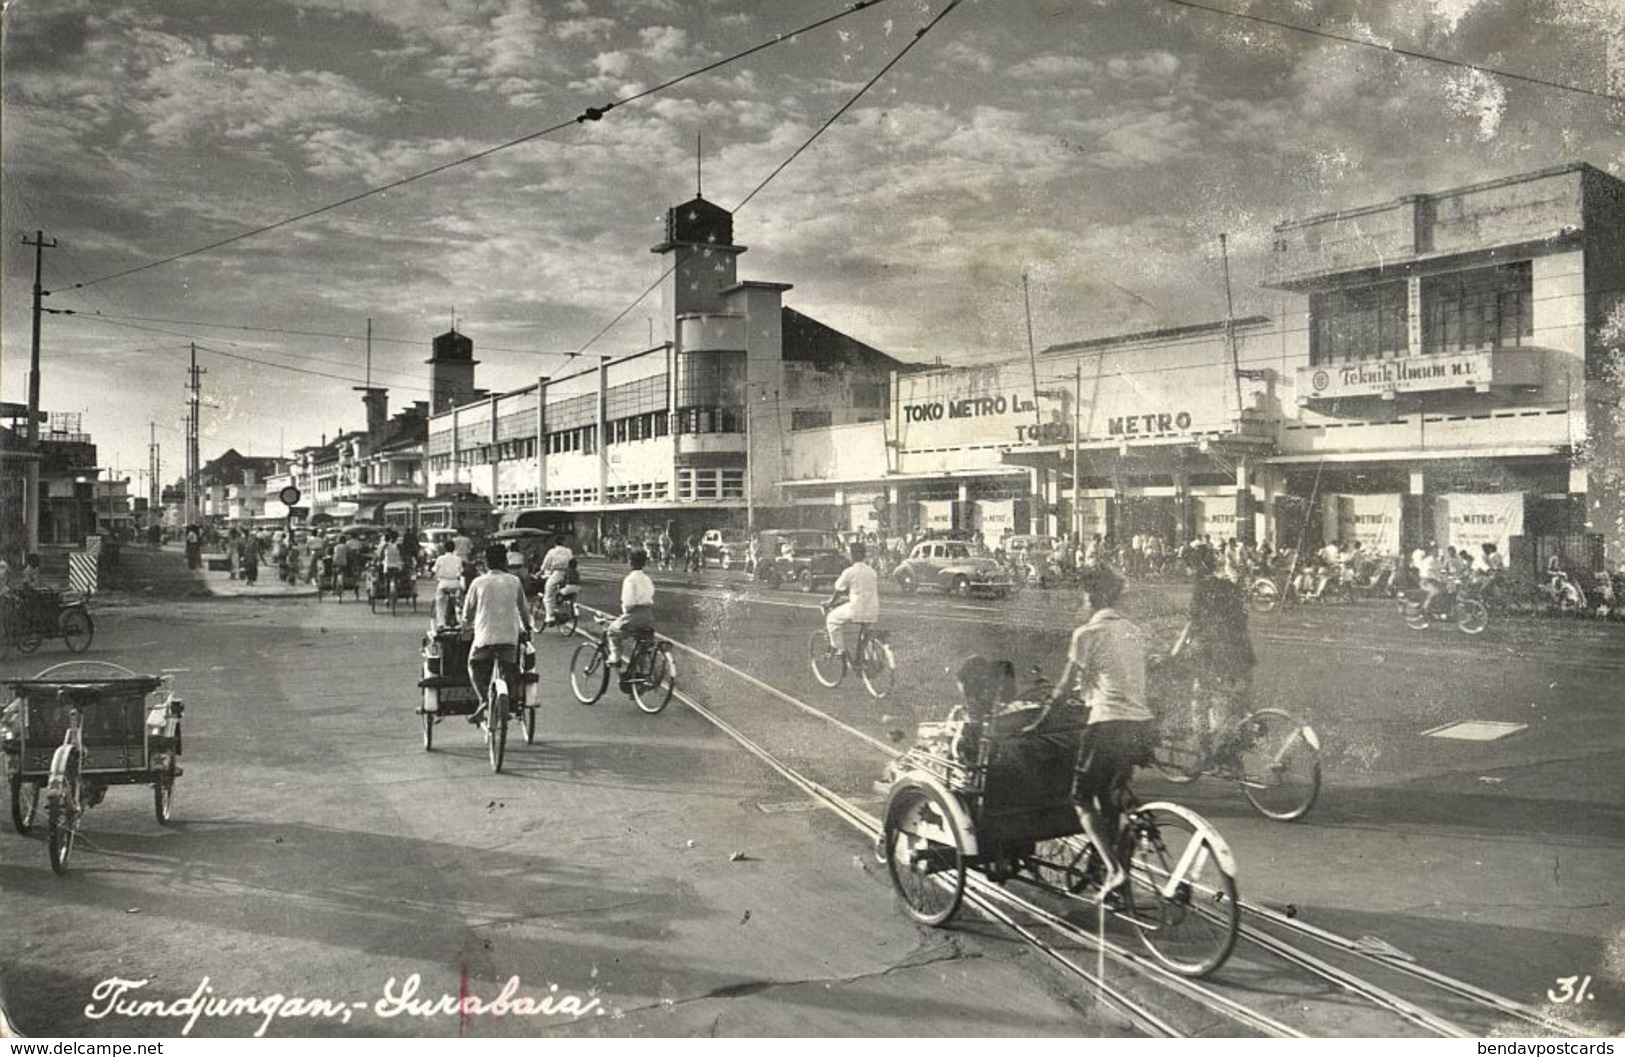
497, 508, 579, 549
382, 494, 494, 537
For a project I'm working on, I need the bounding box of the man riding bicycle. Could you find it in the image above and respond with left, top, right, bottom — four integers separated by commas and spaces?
1047, 565, 1153, 897
823, 541, 879, 664
461, 544, 534, 724
606, 549, 656, 667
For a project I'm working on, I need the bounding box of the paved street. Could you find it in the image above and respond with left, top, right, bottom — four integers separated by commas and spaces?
2, 549, 1622, 1038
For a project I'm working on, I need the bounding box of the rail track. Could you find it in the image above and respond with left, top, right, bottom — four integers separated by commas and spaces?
569, 598, 1593, 1039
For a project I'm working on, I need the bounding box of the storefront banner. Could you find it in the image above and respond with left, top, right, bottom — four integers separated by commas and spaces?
918, 500, 955, 531
895, 354, 1238, 453
1300, 350, 1492, 400
975, 500, 1016, 535
1192, 494, 1240, 541
1434, 493, 1523, 555
1326, 494, 1401, 552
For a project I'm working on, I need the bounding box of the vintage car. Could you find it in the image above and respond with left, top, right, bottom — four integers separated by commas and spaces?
755, 529, 849, 592
701, 529, 750, 569
894, 539, 1013, 598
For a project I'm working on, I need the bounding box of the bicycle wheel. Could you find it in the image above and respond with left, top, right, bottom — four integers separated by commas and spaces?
1454, 598, 1488, 635
569, 642, 609, 704
882, 784, 967, 926
555, 604, 578, 637
1235, 709, 1321, 821
47, 776, 80, 876
154, 772, 175, 825
1120, 807, 1238, 977
10, 776, 38, 835
61, 608, 95, 654
1403, 601, 1430, 630
486, 690, 508, 773
859, 636, 895, 700
632, 645, 676, 714
1248, 579, 1279, 613
808, 630, 845, 688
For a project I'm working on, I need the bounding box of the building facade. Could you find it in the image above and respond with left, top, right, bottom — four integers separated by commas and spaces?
1266, 162, 1624, 571
783, 318, 1277, 544
780, 163, 1624, 573
423, 195, 903, 543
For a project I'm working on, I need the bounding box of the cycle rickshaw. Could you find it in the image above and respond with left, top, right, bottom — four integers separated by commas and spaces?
316, 554, 361, 602
418, 625, 538, 771
0, 589, 95, 657
2, 661, 185, 875
367, 563, 418, 616
878, 670, 1240, 978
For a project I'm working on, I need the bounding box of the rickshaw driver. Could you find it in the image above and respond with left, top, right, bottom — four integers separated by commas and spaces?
462, 544, 534, 724
1046, 565, 1154, 897
824, 541, 879, 664
605, 549, 655, 667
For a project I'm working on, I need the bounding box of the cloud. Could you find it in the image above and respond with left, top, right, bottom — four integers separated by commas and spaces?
554, 17, 616, 42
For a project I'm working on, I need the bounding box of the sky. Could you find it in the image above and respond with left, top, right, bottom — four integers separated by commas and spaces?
2, 0, 1622, 488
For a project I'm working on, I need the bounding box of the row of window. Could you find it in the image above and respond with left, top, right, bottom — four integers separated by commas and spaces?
609, 411, 670, 444
1310, 262, 1534, 365
547, 426, 597, 455
676, 468, 745, 501
544, 488, 599, 505
673, 406, 743, 434
604, 481, 671, 503
495, 489, 540, 509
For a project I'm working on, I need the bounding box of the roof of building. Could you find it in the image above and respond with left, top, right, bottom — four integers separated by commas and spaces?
781, 307, 909, 373
370, 405, 428, 453
197, 448, 281, 487
1041, 316, 1273, 356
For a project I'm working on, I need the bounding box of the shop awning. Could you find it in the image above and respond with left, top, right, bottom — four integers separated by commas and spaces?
1265, 445, 1566, 465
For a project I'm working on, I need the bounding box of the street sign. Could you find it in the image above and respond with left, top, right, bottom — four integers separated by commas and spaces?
279, 485, 301, 507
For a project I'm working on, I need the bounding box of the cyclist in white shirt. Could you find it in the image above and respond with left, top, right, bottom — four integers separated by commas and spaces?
431, 540, 465, 628
824, 542, 880, 662
461, 544, 534, 723
606, 549, 656, 666
539, 535, 575, 626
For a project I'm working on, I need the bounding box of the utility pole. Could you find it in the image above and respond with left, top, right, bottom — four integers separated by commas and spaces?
21, 231, 57, 554
186, 344, 205, 524
1219, 234, 1244, 418
148, 422, 160, 526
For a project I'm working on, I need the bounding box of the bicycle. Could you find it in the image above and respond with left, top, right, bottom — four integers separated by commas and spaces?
1403, 576, 1488, 634
470, 636, 537, 772
569, 614, 677, 714
808, 603, 895, 699
1150, 686, 1322, 821
880, 684, 1239, 977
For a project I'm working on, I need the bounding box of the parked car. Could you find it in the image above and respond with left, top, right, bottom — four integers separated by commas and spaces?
894, 539, 1013, 598
755, 529, 849, 592
701, 529, 750, 569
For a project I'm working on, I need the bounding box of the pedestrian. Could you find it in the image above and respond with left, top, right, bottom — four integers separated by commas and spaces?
1170, 547, 1255, 767
241, 532, 260, 585
183, 524, 202, 569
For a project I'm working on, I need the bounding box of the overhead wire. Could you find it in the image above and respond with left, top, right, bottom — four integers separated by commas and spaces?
1159, 0, 1625, 103
55, 0, 896, 294
570, 0, 966, 365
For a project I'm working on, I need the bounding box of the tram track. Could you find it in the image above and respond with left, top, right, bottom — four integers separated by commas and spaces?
569, 598, 1584, 1038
